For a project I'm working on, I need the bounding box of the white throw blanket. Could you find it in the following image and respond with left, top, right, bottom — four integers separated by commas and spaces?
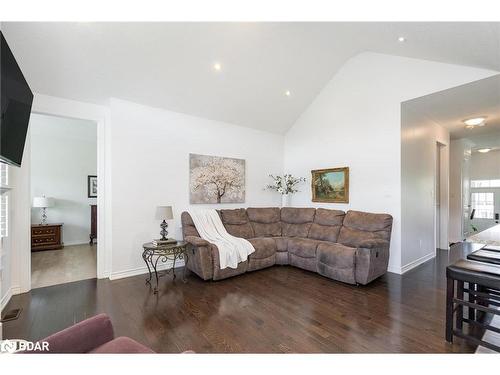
189, 209, 255, 269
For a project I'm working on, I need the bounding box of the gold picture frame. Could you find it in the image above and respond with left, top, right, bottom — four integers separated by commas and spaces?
311, 167, 349, 203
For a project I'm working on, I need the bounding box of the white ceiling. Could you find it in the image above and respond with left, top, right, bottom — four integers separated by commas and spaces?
2, 22, 500, 134
403, 74, 500, 149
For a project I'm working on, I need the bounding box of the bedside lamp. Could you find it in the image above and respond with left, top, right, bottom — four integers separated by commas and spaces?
33, 196, 55, 225
155, 206, 173, 241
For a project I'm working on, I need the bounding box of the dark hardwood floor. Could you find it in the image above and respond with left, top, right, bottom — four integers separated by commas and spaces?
3, 243, 482, 353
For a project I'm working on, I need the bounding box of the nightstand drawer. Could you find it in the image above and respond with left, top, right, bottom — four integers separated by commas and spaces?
32, 227, 57, 236
32, 235, 58, 245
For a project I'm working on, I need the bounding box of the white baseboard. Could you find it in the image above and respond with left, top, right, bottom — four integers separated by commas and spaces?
63, 241, 92, 247
400, 252, 435, 274
109, 259, 185, 280
387, 265, 401, 274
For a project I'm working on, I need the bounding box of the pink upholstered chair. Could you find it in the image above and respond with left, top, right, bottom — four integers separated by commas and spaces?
24, 314, 154, 353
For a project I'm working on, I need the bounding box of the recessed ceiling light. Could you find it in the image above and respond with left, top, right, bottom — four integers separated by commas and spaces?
463, 117, 486, 127
213, 63, 222, 71
398, 36, 406, 42
478, 148, 492, 153
285, 90, 291, 97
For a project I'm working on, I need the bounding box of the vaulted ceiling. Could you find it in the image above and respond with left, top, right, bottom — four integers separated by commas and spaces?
2, 22, 500, 134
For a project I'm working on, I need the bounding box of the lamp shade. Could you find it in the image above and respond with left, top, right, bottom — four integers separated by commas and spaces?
155, 206, 173, 220
33, 196, 54, 208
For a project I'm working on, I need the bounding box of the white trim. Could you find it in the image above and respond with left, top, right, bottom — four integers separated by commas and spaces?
400, 252, 436, 274
0, 287, 12, 312
109, 260, 185, 280
61, 241, 93, 247
387, 265, 401, 274
12, 94, 112, 294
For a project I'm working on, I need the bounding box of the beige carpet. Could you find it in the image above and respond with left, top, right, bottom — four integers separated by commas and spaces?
31, 244, 97, 289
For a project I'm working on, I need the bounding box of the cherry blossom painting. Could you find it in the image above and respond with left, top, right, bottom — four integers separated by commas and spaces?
189, 153, 245, 204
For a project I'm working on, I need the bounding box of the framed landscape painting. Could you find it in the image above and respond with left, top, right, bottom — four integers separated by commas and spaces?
311, 167, 349, 203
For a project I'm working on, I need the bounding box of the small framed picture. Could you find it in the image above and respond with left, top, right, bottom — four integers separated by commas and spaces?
88, 175, 97, 198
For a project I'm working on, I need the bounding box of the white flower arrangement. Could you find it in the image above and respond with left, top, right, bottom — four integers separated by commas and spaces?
266, 174, 306, 195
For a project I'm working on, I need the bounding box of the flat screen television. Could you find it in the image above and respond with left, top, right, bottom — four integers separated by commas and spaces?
1, 31, 33, 167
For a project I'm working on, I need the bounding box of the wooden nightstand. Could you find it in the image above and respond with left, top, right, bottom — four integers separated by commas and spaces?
31, 223, 64, 252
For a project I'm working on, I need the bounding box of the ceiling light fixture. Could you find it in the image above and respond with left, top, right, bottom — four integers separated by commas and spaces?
398, 36, 406, 42
213, 63, 222, 71
285, 90, 291, 97
463, 117, 486, 128
478, 148, 492, 153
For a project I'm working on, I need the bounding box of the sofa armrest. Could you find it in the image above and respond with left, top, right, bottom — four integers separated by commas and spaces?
185, 235, 210, 247
357, 239, 390, 249
30, 314, 114, 353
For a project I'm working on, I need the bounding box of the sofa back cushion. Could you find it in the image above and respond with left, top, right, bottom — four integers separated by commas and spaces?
308, 208, 345, 242
218, 208, 254, 239
281, 207, 315, 237
247, 207, 281, 237
338, 210, 393, 248
181, 211, 200, 238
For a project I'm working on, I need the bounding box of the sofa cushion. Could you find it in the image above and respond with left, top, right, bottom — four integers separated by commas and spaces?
316, 242, 356, 284
281, 207, 316, 223
248, 237, 277, 259
308, 208, 345, 242
289, 254, 316, 272
247, 207, 280, 223
308, 223, 341, 242
248, 254, 276, 272
274, 237, 289, 252
314, 208, 345, 226
219, 208, 254, 239
247, 207, 281, 237
287, 238, 321, 258
280, 207, 315, 237
338, 210, 392, 248
220, 208, 249, 224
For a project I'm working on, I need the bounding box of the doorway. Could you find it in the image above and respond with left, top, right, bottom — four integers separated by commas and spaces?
29, 113, 97, 288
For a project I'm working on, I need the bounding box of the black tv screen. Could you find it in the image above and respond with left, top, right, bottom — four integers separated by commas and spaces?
1, 31, 33, 167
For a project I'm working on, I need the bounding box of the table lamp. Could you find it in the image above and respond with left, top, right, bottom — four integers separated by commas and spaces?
33, 196, 55, 225
155, 206, 173, 241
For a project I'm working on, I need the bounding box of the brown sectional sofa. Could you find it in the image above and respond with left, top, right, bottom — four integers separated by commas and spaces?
181, 207, 392, 285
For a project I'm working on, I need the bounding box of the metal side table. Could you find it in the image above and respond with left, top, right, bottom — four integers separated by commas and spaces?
142, 241, 188, 294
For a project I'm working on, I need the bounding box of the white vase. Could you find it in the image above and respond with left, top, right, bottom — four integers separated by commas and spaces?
281, 193, 290, 207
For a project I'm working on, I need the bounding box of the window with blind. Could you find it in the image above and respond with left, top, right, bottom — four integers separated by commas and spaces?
1, 163, 8, 238
471, 192, 494, 219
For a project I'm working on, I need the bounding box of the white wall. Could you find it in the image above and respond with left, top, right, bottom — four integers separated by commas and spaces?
401, 106, 450, 271
471, 149, 500, 180
109, 98, 284, 278
284, 52, 496, 274
30, 114, 97, 245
